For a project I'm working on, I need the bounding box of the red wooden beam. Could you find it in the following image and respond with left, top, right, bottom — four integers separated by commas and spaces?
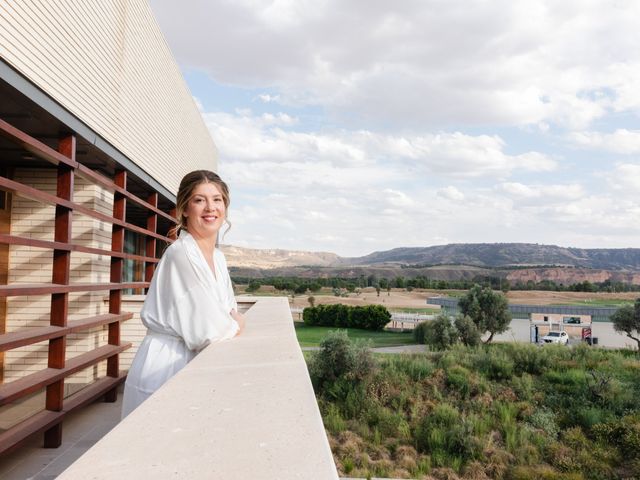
145, 192, 158, 287
105, 170, 126, 401
0, 176, 173, 243
0, 118, 78, 169
0, 312, 133, 352
45, 136, 75, 448
0, 233, 160, 263
76, 164, 176, 223
0, 282, 150, 297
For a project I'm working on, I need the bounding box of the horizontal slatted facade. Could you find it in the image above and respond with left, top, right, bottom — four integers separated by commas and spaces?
0, 117, 173, 454
0, 0, 217, 194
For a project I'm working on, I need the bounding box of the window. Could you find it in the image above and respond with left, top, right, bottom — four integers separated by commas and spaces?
123, 230, 145, 295
563, 316, 581, 324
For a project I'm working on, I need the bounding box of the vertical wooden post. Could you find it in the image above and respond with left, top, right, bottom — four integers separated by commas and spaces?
168, 208, 177, 239
44, 135, 75, 448
105, 170, 126, 403
145, 193, 158, 291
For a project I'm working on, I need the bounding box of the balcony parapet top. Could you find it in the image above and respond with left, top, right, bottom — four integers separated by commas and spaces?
58, 296, 339, 479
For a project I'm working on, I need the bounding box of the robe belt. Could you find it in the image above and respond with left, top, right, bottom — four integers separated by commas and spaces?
145, 329, 183, 342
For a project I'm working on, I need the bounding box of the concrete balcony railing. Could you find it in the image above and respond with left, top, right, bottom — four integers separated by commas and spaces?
58, 296, 339, 479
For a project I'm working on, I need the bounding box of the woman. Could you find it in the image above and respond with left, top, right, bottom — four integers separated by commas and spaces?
122, 170, 245, 418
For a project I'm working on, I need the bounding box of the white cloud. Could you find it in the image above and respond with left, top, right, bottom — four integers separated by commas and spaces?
149, 1, 640, 254
206, 110, 556, 179
606, 163, 640, 191
257, 93, 281, 103
500, 182, 584, 201
437, 186, 465, 201
569, 129, 640, 154
151, 0, 640, 129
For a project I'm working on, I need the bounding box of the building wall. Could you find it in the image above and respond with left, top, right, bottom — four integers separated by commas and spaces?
531, 313, 592, 339
0, 0, 217, 194
3, 168, 115, 389
530, 313, 591, 325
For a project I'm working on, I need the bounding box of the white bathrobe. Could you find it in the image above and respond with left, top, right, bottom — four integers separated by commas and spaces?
121, 230, 239, 418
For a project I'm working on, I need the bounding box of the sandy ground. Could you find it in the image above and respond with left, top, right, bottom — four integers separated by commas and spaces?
244, 286, 639, 310
505, 290, 639, 305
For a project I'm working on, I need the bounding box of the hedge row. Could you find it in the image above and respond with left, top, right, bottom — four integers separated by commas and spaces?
303, 304, 391, 331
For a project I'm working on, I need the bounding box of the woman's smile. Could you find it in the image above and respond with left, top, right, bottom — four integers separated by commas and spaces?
184, 182, 227, 239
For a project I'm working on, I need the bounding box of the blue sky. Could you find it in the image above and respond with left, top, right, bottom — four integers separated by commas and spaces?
150, 0, 640, 257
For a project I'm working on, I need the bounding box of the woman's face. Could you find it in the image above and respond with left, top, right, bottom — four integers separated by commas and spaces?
183, 182, 226, 240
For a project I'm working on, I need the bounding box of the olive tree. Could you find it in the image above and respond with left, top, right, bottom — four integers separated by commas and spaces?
458, 284, 511, 344
611, 300, 640, 350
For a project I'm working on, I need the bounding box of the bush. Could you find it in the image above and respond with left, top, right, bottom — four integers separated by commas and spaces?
422, 315, 458, 351
308, 330, 375, 392
511, 343, 550, 375
474, 348, 514, 381
414, 321, 428, 344
303, 304, 391, 331
528, 409, 559, 439
446, 365, 472, 399
454, 315, 481, 347
592, 416, 640, 459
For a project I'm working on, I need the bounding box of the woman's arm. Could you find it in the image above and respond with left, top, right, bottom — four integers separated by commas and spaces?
230, 309, 246, 336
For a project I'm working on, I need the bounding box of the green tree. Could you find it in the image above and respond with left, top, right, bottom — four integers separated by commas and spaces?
611, 301, 640, 350
245, 280, 261, 293
307, 295, 316, 308
458, 284, 511, 344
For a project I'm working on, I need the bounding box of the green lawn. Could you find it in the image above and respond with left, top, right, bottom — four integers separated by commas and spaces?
294, 322, 416, 347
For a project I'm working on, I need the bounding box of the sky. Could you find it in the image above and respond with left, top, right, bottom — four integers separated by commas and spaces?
149, 0, 640, 257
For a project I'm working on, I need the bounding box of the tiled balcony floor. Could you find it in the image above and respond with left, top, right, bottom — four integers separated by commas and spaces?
0, 389, 122, 480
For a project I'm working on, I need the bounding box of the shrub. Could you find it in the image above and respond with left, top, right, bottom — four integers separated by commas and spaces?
446, 365, 472, 399
303, 305, 319, 325
592, 416, 640, 459
308, 330, 375, 392
423, 315, 459, 351
511, 343, 550, 375
474, 348, 514, 381
454, 315, 481, 347
414, 321, 428, 344
303, 304, 391, 331
529, 409, 559, 439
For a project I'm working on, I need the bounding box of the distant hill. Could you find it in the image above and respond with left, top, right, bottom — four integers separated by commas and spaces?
221, 243, 640, 285
220, 244, 346, 269
348, 243, 640, 271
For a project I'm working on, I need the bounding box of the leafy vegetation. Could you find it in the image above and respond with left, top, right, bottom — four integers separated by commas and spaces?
458, 284, 511, 343
307, 336, 640, 479
611, 299, 640, 350
233, 273, 640, 294
303, 304, 391, 331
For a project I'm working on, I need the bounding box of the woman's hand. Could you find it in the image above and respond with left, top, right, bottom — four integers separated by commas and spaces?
230, 309, 245, 336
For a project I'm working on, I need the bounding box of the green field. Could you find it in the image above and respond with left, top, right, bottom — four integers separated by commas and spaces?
294, 323, 416, 347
